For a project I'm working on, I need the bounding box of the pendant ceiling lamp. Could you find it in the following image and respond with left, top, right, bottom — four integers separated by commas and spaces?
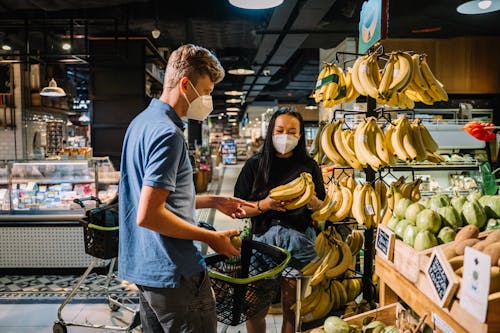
457, 0, 500, 14
229, 0, 283, 10
40, 78, 66, 97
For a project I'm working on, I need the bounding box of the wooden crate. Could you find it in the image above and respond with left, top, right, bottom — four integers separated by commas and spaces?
303, 303, 401, 333
376, 256, 499, 333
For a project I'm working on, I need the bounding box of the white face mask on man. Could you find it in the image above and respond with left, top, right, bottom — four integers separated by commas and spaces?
272, 134, 299, 154
182, 80, 213, 121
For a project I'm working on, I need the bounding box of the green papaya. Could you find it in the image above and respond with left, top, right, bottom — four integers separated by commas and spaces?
467, 190, 482, 202
486, 218, 500, 231
438, 206, 463, 229
451, 195, 467, 213
461, 200, 487, 230
478, 195, 500, 219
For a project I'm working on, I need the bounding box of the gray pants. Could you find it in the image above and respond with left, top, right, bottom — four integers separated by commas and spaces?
137, 270, 217, 333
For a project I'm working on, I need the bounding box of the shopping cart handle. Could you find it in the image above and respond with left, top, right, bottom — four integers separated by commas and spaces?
73, 196, 103, 208
197, 221, 216, 231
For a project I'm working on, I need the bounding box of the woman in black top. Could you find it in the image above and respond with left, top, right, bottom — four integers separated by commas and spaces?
234, 107, 326, 333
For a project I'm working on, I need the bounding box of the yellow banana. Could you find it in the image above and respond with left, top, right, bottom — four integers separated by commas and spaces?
325, 241, 353, 278
344, 68, 360, 103
328, 185, 353, 222
419, 123, 439, 152
269, 174, 306, 200
351, 183, 368, 227
411, 119, 427, 161
356, 118, 382, 171
310, 241, 341, 286
302, 281, 333, 322
420, 56, 448, 102
332, 279, 348, 308
284, 174, 314, 210
410, 54, 430, 91
378, 52, 396, 99
391, 116, 411, 162
333, 120, 363, 170
314, 64, 330, 103
388, 51, 412, 92
373, 121, 391, 166
358, 53, 380, 99
321, 122, 347, 166
351, 55, 368, 96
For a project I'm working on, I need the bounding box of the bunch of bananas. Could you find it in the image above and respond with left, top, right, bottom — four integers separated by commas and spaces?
269, 172, 315, 210
311, 181, 353, 223
346, 229, 364, 257
351, 182, 381, 229
350, 51, 448, 108
381, 177, 422, 226
314, 63, 360, 108
297, 229, 361, 323
386, 115, 444, 164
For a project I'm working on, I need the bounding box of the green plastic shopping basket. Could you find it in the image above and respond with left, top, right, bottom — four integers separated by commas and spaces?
204, 240, 291, 326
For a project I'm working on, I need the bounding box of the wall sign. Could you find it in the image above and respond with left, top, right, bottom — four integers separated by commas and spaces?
459, 247, 491, 322
358, 0, 388, 54
426, 248, 459, 308
376, 224, 395, 261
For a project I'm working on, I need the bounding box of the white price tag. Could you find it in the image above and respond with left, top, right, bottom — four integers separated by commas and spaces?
393, 68, 399, 77
360, 64, 367, 74
432, 312, 456, 333
316, 79, 322, 88
460, 247, 491, 322
365, 204, 375, 216
357, 134, 365, 143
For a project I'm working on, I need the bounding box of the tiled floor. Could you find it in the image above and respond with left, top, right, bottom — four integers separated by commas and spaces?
0, 163, 285, 333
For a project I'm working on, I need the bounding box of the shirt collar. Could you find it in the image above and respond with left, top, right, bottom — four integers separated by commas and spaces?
150, 98, 186, 131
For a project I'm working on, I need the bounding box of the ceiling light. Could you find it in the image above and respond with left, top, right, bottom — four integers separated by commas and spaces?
40, 78, 66, 97
78, 113, 90, 123
2, 44, 11, 51
305, 105, 318, 110
226, 98, 242, 104
151, 28, 161, 39
62, 43, 71, 50
228, 118, 238, 122
226, 111, 239, 116
225, 90, 244, 96
457, 0, 500, 14
226, 107, 241, 112
228, 68, 255, 75
229, 0, 284, 10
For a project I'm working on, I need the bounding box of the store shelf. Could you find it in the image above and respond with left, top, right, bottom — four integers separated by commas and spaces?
388, 162, 480, 172
11, 178, 94, 184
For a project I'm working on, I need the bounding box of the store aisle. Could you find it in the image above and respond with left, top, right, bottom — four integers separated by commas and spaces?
0, 162, 283, 333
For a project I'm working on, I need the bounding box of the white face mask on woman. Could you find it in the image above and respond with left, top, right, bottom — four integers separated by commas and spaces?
183, 80, 213, 121
272, 134, 299, 154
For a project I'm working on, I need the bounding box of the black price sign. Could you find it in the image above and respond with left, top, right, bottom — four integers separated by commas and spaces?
376, 225, 395, 261
426, 249, 459, 308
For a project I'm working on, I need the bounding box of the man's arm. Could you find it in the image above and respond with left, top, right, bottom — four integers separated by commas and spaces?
137, 185, 240, 257
196, 195, 256, 218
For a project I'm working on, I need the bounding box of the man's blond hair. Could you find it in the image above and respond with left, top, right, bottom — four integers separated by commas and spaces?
164, 44, 224, 91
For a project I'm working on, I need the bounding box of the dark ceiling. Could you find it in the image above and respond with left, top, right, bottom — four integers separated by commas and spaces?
0, 0, 499, 118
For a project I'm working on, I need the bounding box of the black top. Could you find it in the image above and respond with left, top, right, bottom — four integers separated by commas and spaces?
234, 154, 326, 235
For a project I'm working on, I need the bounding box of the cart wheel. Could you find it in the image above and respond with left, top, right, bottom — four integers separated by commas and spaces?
53, 322, 67, 333
109, 299, 121, 311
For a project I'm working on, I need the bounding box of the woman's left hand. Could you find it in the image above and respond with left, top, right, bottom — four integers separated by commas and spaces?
215, 196, 255, 218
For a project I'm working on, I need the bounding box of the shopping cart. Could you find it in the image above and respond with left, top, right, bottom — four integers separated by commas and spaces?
200, 222, 291, 329
53, 196, 140, 333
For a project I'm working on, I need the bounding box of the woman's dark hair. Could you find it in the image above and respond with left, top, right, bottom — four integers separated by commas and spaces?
252, 107, 308, 198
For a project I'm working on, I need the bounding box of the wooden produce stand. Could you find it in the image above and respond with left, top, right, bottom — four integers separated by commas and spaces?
375, 256, 499, 333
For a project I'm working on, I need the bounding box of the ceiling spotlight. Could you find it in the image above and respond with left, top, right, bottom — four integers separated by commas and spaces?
226, 98, 242, 104
40, 78, 66, 97
225, 90, 244, 96
457, 0, 500, 14
62, 43, 71, 50
2, 44, 11, 51
226, 107, 241, 112
228, 68, 255, 75
229, 0, 284, 10
151, 28, 161, 39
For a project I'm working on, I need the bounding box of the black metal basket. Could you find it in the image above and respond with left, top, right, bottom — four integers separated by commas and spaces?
75, 197, 119, 260
204, 240, 291, 326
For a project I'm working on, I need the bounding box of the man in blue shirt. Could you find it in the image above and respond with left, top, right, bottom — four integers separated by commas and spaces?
119, 44, 253, 333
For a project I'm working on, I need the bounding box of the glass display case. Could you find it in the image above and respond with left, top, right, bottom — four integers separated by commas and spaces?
0, 157, 119, 221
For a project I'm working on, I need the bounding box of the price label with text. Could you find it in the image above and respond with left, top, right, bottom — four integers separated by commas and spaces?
376, 225, 395, 261
460, 247, 491, 322
426, 248, 459, 308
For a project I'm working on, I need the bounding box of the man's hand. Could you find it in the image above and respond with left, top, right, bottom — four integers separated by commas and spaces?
215, 196, 255, 218
207, 229, 241, 257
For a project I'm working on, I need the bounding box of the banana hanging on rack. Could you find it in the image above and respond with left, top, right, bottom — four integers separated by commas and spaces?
333, 119, 363, 170
351, 55, 369, 96
321, 121, 347, 166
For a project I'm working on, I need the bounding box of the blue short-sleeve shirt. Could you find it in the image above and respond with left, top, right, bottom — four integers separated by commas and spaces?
118, 98, 205, 288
